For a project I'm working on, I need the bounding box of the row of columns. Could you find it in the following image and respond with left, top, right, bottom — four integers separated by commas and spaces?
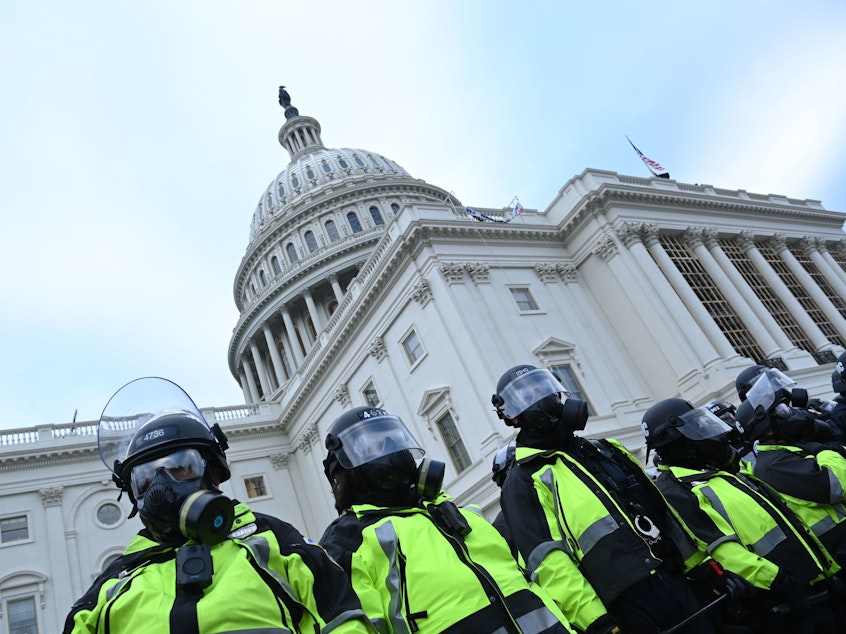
629, 224, 846, 363
237, 277, 347, 402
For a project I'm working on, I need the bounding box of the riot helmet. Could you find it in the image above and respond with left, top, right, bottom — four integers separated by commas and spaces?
834, 352, 846, 394
704, 399, 737, 424
98, 377, 233, 544
642, 398, 738, 470
492, 365, 588, 430
491, 443, 516, 488
735, 364, 768, 402
323, 407, 443, 511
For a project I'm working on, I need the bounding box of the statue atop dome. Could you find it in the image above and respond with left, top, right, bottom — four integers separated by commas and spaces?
279, 86, 300, 120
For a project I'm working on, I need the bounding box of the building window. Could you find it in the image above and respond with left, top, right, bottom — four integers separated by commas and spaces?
325, 219, 340, 242
391, 203, 399, 215
1, 515, 29, 543
660, 234, 766, 363
339, 157, 349, 169
8, 596, 37, 634
353, 154, 365, 167
322, 161, 331, 174
402, 329, 425, 365
306, 166, 316, 180
277, 182, 285, 198
291, 173, 300, 188
347, 212, 362, 234
271, 256, 282, 275
549, 365, 593, 415
369, 206, 384, 226
95, 502, 122, 527
510, 287, 539, 311
244, 476, 267, 499
362, 381, 381, 407
436, 412, 471, 472
259, 270, 267, 287
369, 155, 380, 167
304, 230, 318, 253
286, 242, 299, 263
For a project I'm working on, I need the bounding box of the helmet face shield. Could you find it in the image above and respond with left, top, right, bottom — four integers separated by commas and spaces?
674, 407, 733, 441
498, 368, 566, 419
334, 414, 424, 469
744, 368, 795, 412
131, 448, 206, 500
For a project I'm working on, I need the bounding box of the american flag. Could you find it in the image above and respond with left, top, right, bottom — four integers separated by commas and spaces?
626, 136, 670, 178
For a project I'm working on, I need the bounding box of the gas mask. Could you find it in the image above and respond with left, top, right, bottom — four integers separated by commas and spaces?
133, 448, 233, 545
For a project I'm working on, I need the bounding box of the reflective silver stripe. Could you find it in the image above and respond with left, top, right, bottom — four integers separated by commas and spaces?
105, 576, 129, 601
527, 540, 572, 579
322, 609, 371, 634
750, 525, 787, 558
811, 515, 837, 537
578, 515, 618, 556
705, 533, 739, 555
516, 604, 564, 633
539, 465, 617, 558
242, 534, 299, 603
374, 522, 412, 634
827, 469, 844, 504
700, 486, 731, 525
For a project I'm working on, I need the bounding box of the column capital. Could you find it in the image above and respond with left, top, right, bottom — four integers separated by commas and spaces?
298, 423, 319, 455
411, 278, 433, 306
735, 230, 756, 252
768, 233, 788, 252
439, 262, 465, 284
269, 452, 289, 470
40, 486, 64, 508
465, 262, 490, 284
556, 263, 578, 283
534, 263, 559, 284
616, 221, 644, 247
798, 235, 821, 254
592, 235, 618, 261
369, 336, 387, 361
334, 384, 351, 408
832, 239, 846, 256
701, 227, 719, 249
642, 223, 660, 247
683, 226, 706, 249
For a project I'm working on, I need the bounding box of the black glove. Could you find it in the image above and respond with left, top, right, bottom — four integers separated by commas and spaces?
688, 559, 753, 601
722, 569, 754, 601
585, 614, 622, 634
770, 570, 814, 615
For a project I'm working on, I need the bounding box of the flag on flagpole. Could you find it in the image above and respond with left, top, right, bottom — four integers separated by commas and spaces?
626, 136, 670, 179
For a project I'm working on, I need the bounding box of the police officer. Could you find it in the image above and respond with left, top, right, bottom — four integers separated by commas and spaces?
319, 406, 578, 634
492, 364, 741, 634
643, 398, 838, 633
64, 377, 371, 634
491, 442, 517, 553
736, 367, 846, 571
824, 351, 846, 435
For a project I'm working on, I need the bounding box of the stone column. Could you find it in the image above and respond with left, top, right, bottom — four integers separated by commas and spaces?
685, 227, 780, 357
303, 288, 323, 333
263, 323, 288, 385
328, 274, 344, 303
281, 306, 305, 366
643, 227, 737, 359
771, 234, 846, 341
40, 487, 72, 606
238, 370, 252, 403
249, 341, 272, 396
619, 223, 719, 366
241, 358, 261, 402
801, 237, 846, 302
737, 233, 832, 352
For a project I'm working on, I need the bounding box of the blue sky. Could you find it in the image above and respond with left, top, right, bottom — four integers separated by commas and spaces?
1, 1, 845, 430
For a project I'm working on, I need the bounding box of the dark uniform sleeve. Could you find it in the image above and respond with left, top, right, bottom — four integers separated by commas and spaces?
320, 512, 367, 574
655, 473, 727, 546
754, 448, 845, 504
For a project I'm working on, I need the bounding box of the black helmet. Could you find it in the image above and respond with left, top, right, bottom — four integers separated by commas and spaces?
642, 398, 738, 469
704, 399, 737, 424
323, 406, 423, 487
98, 377, 230, 499
491, 443, 516, 487
735, 364, 768, 402
835, 352, 846, 393
492, 365, 588, 430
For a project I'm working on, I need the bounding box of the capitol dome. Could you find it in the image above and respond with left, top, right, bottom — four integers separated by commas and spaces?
229, 88, 456, 401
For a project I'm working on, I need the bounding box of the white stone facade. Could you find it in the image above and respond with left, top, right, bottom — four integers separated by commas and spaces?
2, 100, 846, 632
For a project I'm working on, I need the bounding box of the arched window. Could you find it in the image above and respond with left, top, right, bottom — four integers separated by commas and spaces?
265, 193, 273, 208
391, 203, 400, 215
353, 155, 365, 167
325, 219, 340, 242
304, 230, 318, 252
327, 299, 339, 315
369, 155, 380, 167
271, 256, 282, 275
305, 166, 315, 180
369, 206, 384, 226
259, 270, 267, 286
347, 212, 362, 234
339, 157, 349, 169
322, 161, 331, 173
286, 242, 299, 263
291, 174, 300, 187
277, 182, 285, 198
